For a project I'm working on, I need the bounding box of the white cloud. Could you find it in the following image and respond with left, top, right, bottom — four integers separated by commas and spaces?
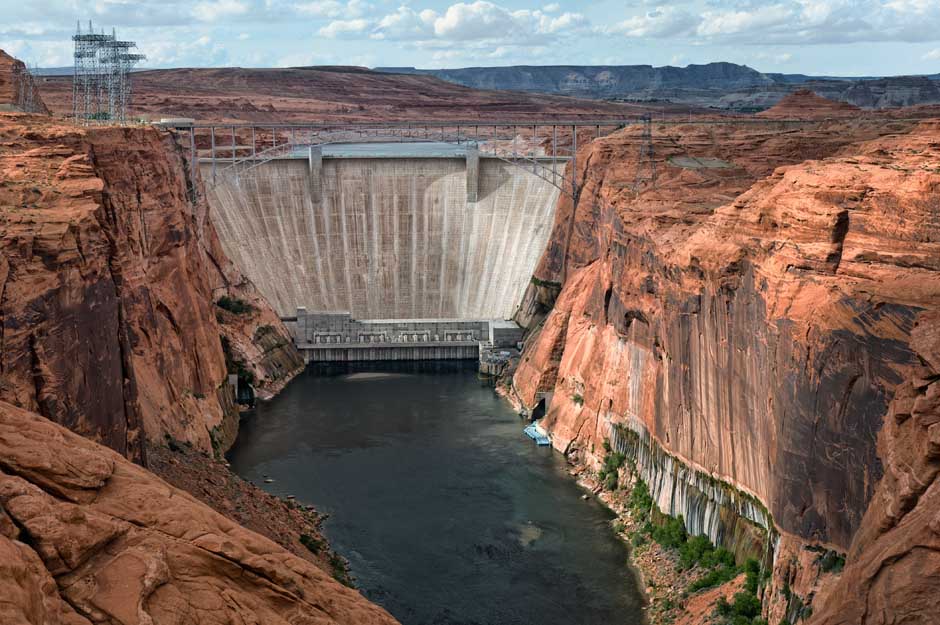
543, 3, 561, 12
293, 0, 368, 18
697, 4, 793, 37
606, 7, 699, 38
192, 0, 249, 22
372, 6, 436, 40
293, 0, 345, 17
432, 2, 516, 40
371, 1, 586, 44
319, 18, 369, 38
923, 48, 940, 60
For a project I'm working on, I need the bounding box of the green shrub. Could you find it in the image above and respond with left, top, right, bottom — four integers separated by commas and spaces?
819, 551, 846, 574
598, 450, 626, 490
688, 563, 738, 592
299, 534, 323, 554
716, 597, 732, 616
329, 553, 352, 586
703, 548, 735, 569
632, 533, 647, 547
216, 295, 254, 315
652, 515, 687, 549
744, 558, 762, 594
572, 393, 584, 406
629, 480, 653, 517
731, 591, 761, 619
714, 590, 765, 625
604, 471, 619, 491
679, 534, 714, 569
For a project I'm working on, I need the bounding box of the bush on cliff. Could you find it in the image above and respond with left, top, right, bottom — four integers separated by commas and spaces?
216, 295, 254, 315
629, 479, 653, 518
652, 515, 687, 549
300, 533, 323, 554
598, 447, 626, 490
715, 591, 765, 625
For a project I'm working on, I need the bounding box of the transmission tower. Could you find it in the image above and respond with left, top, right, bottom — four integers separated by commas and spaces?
633, 113, 656, 193
72, 21, 145, 124
12, 61, 42, 113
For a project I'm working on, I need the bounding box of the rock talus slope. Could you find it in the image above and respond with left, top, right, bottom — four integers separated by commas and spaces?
0, 399, 399, 625
512, 107, 940, 620
0, 112, 302, 461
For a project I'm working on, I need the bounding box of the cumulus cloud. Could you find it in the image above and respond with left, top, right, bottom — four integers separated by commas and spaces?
697, 4, 792, 37
293, 0, 370, 19
371, 1, 587, 44
372, 6, 436, 40
319, 18, 369, 38
605, 7, 699, 37
924, 48, 940, 60
192, 0, 249, 21
691, 0, 940, 44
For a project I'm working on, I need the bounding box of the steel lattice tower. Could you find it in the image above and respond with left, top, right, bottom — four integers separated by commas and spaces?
72, 21, 145, 123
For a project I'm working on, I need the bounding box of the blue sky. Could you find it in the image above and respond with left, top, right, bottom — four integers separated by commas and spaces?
2, 1, 940, 76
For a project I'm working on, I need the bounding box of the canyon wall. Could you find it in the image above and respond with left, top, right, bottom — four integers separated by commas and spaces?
0, 399, 398, 625
0, 113, 302, 462
206, 157, 560, 320
511, 108, 940, 618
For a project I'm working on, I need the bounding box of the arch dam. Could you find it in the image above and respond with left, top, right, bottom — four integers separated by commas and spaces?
166, 121, 631, 362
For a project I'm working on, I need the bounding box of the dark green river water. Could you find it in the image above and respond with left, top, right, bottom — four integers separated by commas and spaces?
228, 361, 645, 625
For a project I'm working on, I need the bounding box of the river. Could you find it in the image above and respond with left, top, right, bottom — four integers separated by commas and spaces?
228, 361, 645, 625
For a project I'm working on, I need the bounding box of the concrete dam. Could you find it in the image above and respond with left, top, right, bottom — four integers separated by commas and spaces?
204, 143, 560, 360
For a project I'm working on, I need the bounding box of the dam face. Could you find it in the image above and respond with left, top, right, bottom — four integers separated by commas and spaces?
205, 148, 560, 323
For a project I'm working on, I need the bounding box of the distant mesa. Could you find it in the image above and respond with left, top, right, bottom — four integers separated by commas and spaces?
755, 89, 862, 119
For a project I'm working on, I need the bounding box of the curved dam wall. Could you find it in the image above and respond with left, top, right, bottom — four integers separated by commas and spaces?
204, 156, 560, 320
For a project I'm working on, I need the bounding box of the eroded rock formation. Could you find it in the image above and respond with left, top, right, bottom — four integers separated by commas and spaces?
0, 399, 399, 625
511, 108, 940, 620
0, 112, 301, 461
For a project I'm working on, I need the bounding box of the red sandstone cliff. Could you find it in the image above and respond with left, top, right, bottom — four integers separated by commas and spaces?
0, 112, 302, 462
512, 112, 940, 621
0, 399, 398, 625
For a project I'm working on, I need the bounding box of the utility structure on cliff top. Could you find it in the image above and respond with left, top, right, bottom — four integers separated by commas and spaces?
72, 21, 145, 124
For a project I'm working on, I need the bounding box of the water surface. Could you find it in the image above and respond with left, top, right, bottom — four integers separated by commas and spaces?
228, 361, 645, 625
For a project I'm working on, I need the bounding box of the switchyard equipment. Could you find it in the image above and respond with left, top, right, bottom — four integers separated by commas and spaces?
72, 21, 145, 123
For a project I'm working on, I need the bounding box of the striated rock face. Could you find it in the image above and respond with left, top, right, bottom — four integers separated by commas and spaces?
0, 113, 301, 461
0, 400, 399, 625
512, 115, 940, 615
